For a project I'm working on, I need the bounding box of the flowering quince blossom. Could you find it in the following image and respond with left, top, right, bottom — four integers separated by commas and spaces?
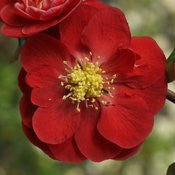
0, 0, 100, 37
18, 5, 167, 162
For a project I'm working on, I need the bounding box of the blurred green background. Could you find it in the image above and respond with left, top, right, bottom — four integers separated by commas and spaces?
0, 0, 175, 175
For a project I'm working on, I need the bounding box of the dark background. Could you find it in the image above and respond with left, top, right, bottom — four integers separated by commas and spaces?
0, 0, 175, 175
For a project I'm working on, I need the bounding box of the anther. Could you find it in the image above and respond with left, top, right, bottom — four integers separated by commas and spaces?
62, 93, 72, 100
91, 98, 96, 103
95, 107, 98, 110
63, 61, 68, 65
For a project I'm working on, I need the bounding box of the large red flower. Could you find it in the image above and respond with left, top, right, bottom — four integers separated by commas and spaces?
0, 0, 102, 37
19, 5, 167, 162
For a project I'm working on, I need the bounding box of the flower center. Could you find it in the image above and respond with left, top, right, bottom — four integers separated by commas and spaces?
59, 55, 116, 112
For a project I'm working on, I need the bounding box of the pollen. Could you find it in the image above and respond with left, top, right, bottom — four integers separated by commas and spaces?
59, 54, 117, 112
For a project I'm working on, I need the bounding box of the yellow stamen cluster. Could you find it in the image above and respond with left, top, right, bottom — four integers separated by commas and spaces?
59, 56, 116, 112
65, 59, 104, 102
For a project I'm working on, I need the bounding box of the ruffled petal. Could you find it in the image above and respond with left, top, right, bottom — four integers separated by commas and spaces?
75, 106, 121, 162
33, 100, 81, 144
98, 94, 153, 149
60, 4, 98, 58
114, 144, 141, 160
31, 85, 64, 107
0, 0, 11, 16
0, 4, 27, 26
81, 7, 131, 60
1, 24, 24, 37
115, 37, 167, 115
101, 49, 136, 75
18, 69, 36, 128
18, 69, 28, 94
137, 75, 167, 115
121, 37, 166, 88
21, 33, 71, 72
83, 0, 108, 9
20, 94, 37, 128
49, 137, 86, 162
21, 0, 81, 35
22, 124, 55, 159
26, 66, 60, 88
22, 19, 59, 35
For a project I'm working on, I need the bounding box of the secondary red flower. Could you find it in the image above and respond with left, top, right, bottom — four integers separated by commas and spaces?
0, 0, 100, 37
19, 6, 167, 162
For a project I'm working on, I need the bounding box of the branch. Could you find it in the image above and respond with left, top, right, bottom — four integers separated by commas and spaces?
167, 89, 175, 103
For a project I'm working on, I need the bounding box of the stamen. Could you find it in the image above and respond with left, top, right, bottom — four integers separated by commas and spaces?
91, 98, 96, 103
58, 75, 67, 79
65, 68, 71, 73
85, 57, 90, 61
63, 61, 68, 65
76, 103, 81, 112
61, 82, 64, 86
62, 93, 72, 100
60, 54, 116, 112
85, 100, 89, 108
95, 107, 98, 110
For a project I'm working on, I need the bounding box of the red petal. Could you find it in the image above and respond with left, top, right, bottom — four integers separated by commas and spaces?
0, 0, 11, 18
1, 24, 24, 37
114, 144, 141, 160
26, 0, 79, 21
15, 2, 36, 20
18, 69, 28, 94
22, 19, 59, 35
0, 4, 27, 26
60, 4, 98, 58
115, 71, 166, 117
21, 33, 71, 72
22, 0, 81, 35
81, 7, 131, 60
33, 101, 81, 144
124, 37, 166, 88
101, 49, 136, 75
49, 137, 86, 162
26, 66, 60, 88
134, 75, 167, 115
22, 124, 55, 159
31, 85, 64, 107
18, 69, 36, 128
98, 94, 153, 148
0, 0, 10, 9
75, 106, 121, 162
20, 94, 37, 128
83, 0, 108, 9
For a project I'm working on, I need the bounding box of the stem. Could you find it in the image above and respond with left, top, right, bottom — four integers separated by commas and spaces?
167, 49, 175, 82
167, 89, 175, 103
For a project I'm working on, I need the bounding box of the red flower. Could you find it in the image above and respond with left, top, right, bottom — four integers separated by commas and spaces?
19, 6, 167, 162
0, 0, 101, 37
